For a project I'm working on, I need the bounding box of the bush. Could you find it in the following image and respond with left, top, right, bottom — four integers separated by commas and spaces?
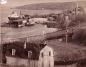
72, 29, 86, 45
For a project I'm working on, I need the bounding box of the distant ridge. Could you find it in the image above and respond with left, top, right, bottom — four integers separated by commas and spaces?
15, 1, 86, 10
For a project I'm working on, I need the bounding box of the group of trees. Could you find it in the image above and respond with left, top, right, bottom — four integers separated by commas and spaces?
49, 6, 86, 29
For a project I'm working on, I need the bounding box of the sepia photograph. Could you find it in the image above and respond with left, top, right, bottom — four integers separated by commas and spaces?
0, 0, 86, 67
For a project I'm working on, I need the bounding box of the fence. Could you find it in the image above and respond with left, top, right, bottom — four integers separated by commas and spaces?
0, 57, 53, 67
6, 56, 38, 67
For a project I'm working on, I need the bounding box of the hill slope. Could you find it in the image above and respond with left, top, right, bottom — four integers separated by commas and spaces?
15, 1, 86, 10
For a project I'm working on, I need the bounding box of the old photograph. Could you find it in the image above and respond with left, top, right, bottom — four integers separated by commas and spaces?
0, 0, 86, 67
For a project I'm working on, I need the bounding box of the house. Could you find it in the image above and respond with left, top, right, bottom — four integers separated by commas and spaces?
2, 41, 54, 67
38, 45, 54, 67
2, 39, 86, 67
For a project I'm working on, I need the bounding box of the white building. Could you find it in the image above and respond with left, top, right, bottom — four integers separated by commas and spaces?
38, 46, 54, 67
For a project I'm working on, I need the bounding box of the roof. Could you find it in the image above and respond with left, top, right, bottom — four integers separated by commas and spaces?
47, 39, 86, 64
4, 41, 40, 60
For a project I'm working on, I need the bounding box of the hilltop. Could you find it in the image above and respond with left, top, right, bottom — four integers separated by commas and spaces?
15, 1, 86, 10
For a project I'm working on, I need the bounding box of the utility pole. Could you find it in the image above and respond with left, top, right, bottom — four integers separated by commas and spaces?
65, 15, 69, 45
43, 25, 47, 45
75, 0, 78, 15
76, 0, 80, 28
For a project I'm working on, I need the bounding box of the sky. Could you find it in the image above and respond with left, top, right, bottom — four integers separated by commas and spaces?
1, 0, 85, 7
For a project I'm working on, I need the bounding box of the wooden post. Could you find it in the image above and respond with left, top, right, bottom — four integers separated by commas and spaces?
20, 10, 22, 16
65, 15, 69, 45
43, 25, 47, 45
24, 41, 27, 49
66, 29, 68, 45
76, 0, 79, 15
28, 51, 32, 67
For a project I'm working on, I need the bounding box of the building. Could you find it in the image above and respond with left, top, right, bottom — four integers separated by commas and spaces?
2, 41, 54, 67
38, 45, 54, 67
2, 39, 86, 67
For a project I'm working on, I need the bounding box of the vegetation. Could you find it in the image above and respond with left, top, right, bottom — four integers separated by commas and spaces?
46, 6, 86, 29
72, 29, 86, 45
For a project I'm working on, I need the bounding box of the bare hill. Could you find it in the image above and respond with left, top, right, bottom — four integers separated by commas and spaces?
15, 1, 86, 10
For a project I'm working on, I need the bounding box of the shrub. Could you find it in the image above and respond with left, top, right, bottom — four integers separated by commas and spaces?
72, 29, 86, 45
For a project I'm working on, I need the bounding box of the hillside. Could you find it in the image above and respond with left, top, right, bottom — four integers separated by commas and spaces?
15, 1, 86, 10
